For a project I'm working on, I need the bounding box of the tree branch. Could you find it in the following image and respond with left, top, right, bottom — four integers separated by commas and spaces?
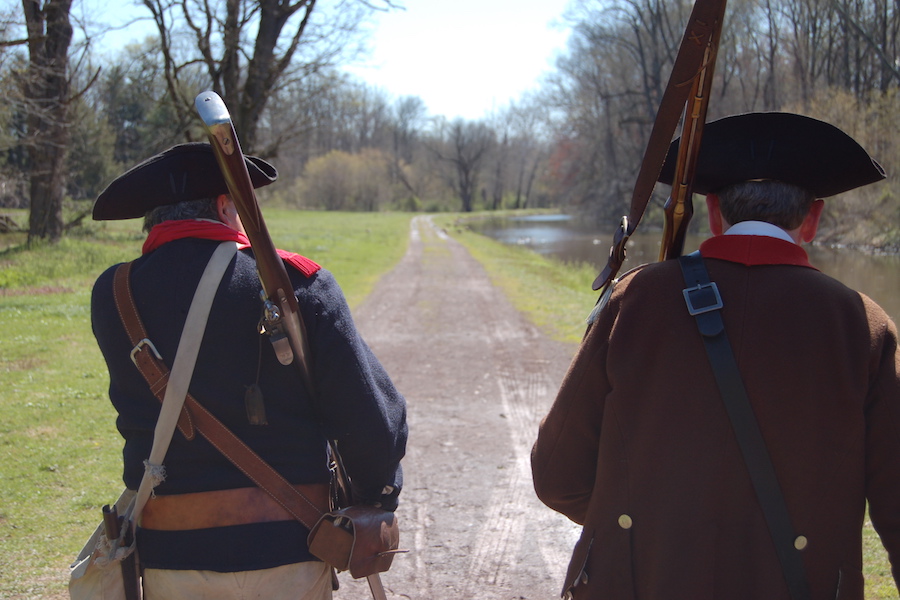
830, 0, 900, 85
0, 37, 32, 47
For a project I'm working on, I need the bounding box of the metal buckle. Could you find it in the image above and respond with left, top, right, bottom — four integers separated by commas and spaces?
682, 282, 723, 316
130, 338, 162, 366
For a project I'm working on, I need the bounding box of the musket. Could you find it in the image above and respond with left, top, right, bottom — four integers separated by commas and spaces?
194, 91, 314, 388
657, 1, 725, 261
592, 0, 728, 295
194, 91, 388, 600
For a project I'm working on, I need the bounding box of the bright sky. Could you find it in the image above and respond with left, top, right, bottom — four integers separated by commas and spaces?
344, 0, 574, 121
80, 0, 573, 123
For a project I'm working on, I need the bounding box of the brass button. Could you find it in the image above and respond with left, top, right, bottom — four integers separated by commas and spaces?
618, 514, 633, 529
794, 535, 808, 550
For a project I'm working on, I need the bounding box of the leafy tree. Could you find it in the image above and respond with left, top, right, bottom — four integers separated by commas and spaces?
0, 51, 25, 207
96, 41, 186, 166
66, 93, 117, 202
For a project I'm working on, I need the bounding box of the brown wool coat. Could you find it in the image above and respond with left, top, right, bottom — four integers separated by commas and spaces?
532, 242, 900, 600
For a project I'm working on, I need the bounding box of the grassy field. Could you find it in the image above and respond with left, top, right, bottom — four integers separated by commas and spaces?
0, 210, 411, 599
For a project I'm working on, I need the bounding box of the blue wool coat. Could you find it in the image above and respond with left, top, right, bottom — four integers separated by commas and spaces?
91, 236, 407, 572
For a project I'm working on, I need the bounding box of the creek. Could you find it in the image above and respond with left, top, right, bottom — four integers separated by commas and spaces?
468, 213, 900, 322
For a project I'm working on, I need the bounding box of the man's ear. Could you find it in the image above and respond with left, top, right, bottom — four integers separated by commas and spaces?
215, 194, 230, 221
798, 199, 825, 243
706, 193, 725, 236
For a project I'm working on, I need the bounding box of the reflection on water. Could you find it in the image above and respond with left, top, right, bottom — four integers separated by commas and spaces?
469, 214, 900, 322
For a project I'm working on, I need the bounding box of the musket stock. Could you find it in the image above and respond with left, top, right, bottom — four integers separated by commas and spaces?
102, 505, 140, 600
592, 0, 727, 292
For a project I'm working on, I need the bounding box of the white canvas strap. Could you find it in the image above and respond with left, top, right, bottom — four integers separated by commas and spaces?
128, 241, 237, 521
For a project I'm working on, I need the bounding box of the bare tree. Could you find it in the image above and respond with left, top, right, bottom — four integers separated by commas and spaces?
389, 94, 426, 196
143, 0, 398, 155
20, 0, 73, 243
429, 119, 494, 212
506, 99, 548, 209
830, 0, 900, 90
487, 111, 511, 210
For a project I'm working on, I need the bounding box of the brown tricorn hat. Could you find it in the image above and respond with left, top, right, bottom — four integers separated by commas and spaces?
92, 142, 277, 220
658, 112, 885, 197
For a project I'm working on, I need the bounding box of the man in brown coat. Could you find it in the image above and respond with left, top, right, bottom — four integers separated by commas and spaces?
531, 113, 900, 600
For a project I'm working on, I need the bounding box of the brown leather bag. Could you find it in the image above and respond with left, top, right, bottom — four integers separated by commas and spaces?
308, 506, 403, 579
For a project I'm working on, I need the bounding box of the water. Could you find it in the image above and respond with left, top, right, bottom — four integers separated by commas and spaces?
469, 213, 900, 322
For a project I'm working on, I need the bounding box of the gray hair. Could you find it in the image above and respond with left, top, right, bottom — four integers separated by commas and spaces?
716, 181, 816, 231
142, 198, 220, 232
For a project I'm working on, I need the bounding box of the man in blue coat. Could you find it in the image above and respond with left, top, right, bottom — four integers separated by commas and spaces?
90, 143, 407, 599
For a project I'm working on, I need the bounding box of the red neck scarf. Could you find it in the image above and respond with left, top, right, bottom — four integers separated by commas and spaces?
699, 235, 816, 270
143, 220, 321, 277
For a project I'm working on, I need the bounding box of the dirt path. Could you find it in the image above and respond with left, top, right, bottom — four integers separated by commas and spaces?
338, 216, 582, 600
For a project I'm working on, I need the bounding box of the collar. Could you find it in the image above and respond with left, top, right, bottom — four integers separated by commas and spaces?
724, 220, 796, 244
699, 234, 816, 269
143, 220, 321, 277
143, 219, 248, 253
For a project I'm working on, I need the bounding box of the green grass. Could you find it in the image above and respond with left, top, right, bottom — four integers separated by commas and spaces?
434, 213, 599, 345
0, 209, 410, 599
865, 514, 900, 598
262, 210, 412, 309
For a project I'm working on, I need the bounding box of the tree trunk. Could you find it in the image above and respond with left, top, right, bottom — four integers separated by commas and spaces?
22, 0, 72, 244
457, 162, 475, 212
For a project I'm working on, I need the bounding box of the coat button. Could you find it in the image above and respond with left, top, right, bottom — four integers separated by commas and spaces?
794, 535, 808, 550
618, 514, 633, 529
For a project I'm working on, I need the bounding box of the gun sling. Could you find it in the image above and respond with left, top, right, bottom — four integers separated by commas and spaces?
679, 250, 811, 600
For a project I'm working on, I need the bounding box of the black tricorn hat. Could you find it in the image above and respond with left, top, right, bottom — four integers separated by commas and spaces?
92, 142, 277, 220
658, 112, 885, 197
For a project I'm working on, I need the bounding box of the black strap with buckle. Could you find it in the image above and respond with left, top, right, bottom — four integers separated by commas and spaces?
679, 250, 810, 600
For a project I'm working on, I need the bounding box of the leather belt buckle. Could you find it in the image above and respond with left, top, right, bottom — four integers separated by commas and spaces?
130, 338, 162, 366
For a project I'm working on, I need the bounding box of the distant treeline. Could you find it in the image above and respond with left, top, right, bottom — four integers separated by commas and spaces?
1, 0, 898, 250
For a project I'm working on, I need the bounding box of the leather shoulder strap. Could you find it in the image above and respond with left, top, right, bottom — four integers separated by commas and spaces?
113, 262, 196, 440
112, 254, 323, 530
679, 251, 810, 600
